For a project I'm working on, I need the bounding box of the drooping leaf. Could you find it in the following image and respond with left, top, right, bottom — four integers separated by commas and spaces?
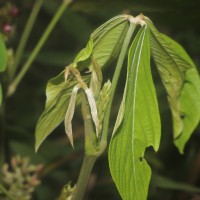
35, 71, 89, 152
64, 84, 81, 148
152, 174, 200, 193
173, 61, 200, 151
145, 17, 200, 152
35, 15, 130, 150
108, 26, 161, 200
0, 34, 7, 72
91, 15, 129, 69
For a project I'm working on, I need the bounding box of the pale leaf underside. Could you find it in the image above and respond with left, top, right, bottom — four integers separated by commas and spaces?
145, 17, 200, 152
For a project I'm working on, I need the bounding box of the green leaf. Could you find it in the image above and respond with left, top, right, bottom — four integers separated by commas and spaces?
73, 38, 93, 65
91, 15, 129, 69
0, 34, 7, 72
35, 71, 89, 152
35, 15, 130, 151
174, 66, 200, 152
108, 26, 161, 200
145, 18, 200, 152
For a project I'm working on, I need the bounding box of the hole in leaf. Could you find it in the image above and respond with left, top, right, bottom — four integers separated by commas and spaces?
180, 113, 185, 119
184, 79, 191, 85
139, 157, 143, 162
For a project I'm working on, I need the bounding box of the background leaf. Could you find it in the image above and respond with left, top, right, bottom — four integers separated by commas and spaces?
0, 34, 7, 72
152, 174, 200, 193
146, 18, 200, 152
0, 84, 2, 107
108, 26, 161, 200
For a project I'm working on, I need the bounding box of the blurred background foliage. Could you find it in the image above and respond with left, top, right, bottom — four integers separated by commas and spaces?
0, 0, 200, 199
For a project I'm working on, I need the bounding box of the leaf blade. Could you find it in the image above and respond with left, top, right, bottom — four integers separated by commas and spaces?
92, 15, 129, 69
109, 26, 161, 200
145, 17, 200, 152
35, 72, 83, 152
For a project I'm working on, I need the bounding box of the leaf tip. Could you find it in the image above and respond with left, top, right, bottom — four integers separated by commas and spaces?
35, 143, 40, 153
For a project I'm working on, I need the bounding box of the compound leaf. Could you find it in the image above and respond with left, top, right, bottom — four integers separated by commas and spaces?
109, 26, 161, 200
35, 15, 130, 151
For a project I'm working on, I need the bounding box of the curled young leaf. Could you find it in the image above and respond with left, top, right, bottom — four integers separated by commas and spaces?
64, 84, 81, 147
97, 80, 111, 133
64, 66, 100, 138
89, 59, 103, 99
84, 88, 99, 137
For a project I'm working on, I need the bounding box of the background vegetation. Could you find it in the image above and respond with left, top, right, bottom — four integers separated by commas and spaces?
0, 0, 200, 199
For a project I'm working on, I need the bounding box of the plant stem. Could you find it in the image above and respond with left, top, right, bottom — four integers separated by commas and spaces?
101, 23, 136, 142
10, 0, 44, 81
72, 155, 97, 200
71, 93, 102, 200
8, 0, 72, 96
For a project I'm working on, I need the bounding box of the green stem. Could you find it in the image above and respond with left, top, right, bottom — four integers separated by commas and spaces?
8, 0, 72, 96
0, 184, 15, 200
101, 22, 136, 142
10, 0, 44, 81
71, 93, 102, 200
72, 155, 97, 200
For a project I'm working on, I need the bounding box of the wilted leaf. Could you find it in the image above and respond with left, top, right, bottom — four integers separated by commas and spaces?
64, 84, 81, 147
109, 26, 161, 200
